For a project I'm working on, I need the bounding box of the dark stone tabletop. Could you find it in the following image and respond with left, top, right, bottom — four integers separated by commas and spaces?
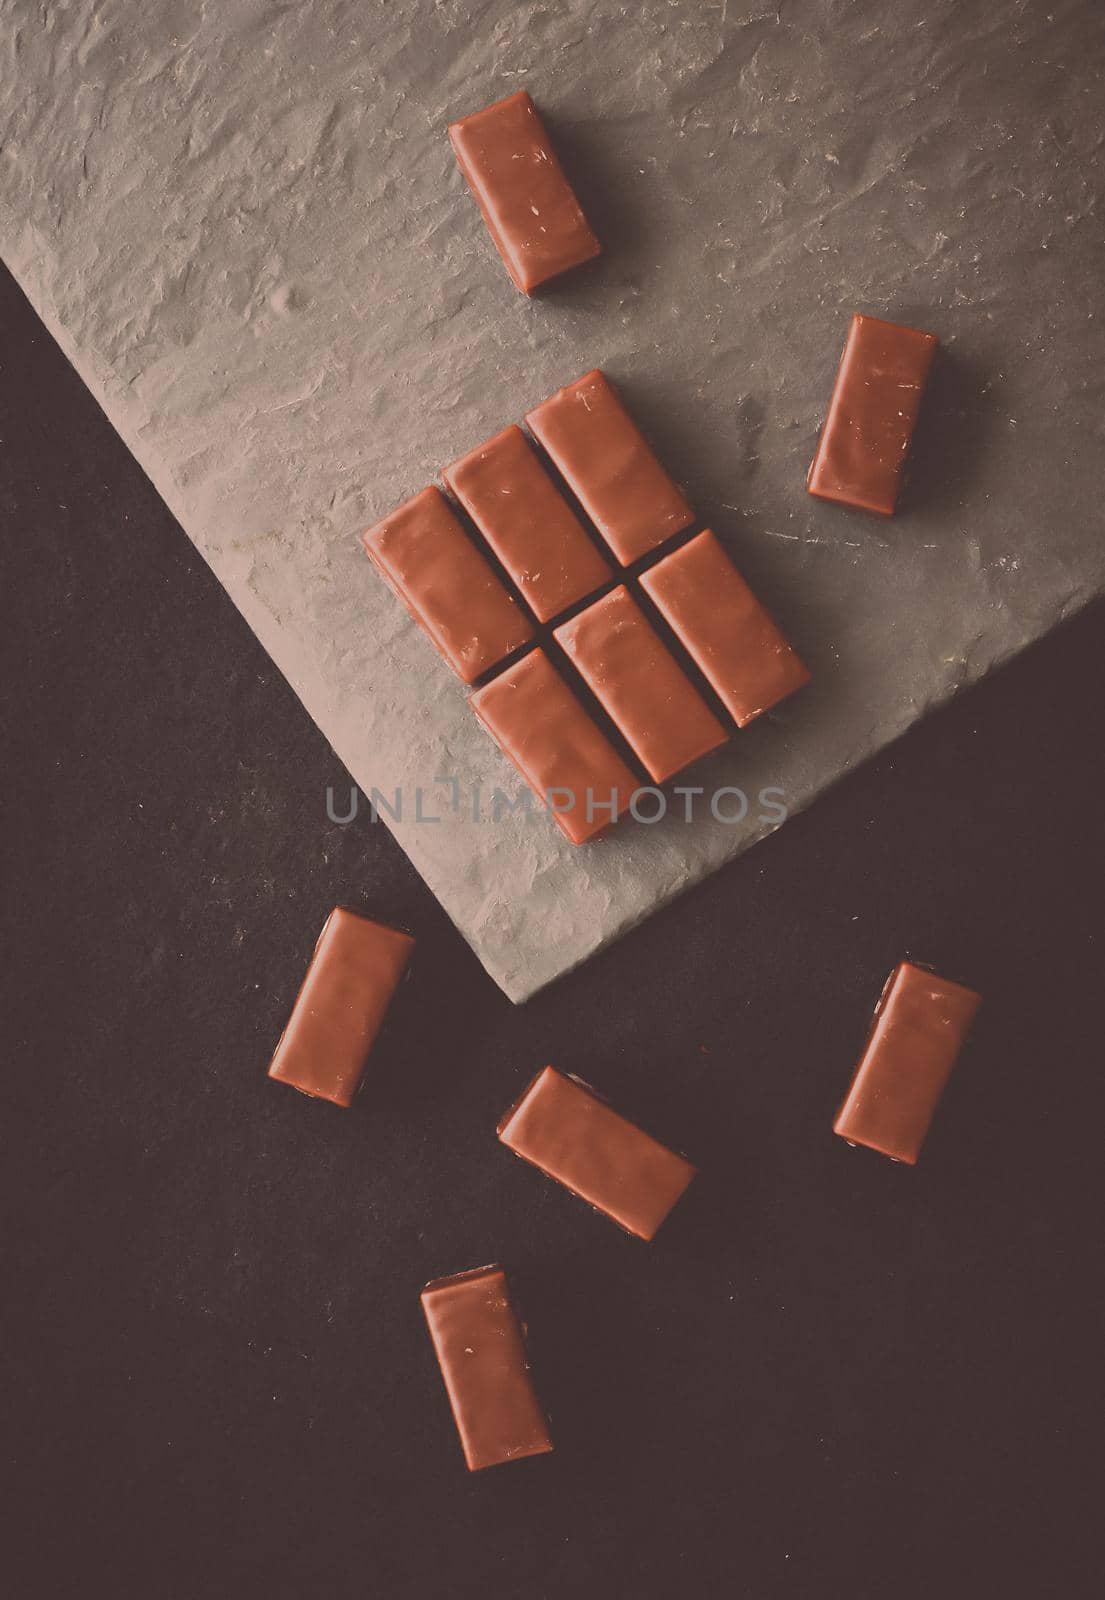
3, 248, 1103, 1595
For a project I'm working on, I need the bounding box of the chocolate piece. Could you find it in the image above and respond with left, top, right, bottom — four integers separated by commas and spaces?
833, 961, 982, 1164
498, 1066, 696, 1241
362, 486, 533, 685
807, 313, 938, 517
470, 648, 637, 845
268, 908, 414, 1108
443, 425, 611, 623
554, 585, 727, 783
421, 1265, 553, 1472
448, 90, 601, 294
525, 370, 695, 564
639, 529, 810, 727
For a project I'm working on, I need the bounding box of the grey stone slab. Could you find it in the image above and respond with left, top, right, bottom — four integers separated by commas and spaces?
2, 0, 1102, 1001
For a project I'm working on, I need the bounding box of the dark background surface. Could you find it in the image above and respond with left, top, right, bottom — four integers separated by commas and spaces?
2, 252, 1102, 1598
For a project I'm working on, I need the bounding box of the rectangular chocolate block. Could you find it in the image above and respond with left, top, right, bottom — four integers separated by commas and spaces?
526, 369, 695, 564
421, 1265, 553, 1472
833, 961, 982, 1164
448, 90, 601, 294
639, 529, 810, 727
362, 486, 533, 685
498, 1066, 696, 1241
807, 313, 938, 517
470, 648, 637, 845
268, 908, 414, 1108
554, 584, 727, 784
443, 424, 612, 623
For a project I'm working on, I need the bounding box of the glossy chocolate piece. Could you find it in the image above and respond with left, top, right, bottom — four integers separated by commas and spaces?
443, 424, 611, 623
268, 908, 414, 1108
448, 90, 600, 294
834, 961, 982, 1164
498, 1066, 696, 1241
362, 486, 533, 685
554, 585, 727, 784
807, 313, 938, 517
526, 370, 695, 564
639, 529, 810, 727
421, 1265, 553, 1472
470, 648, 637, 845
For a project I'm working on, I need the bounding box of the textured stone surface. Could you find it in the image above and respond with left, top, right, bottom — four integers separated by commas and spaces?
2, 0, 1102, 1000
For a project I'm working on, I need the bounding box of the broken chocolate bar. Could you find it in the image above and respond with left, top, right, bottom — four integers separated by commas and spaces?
469, 648, 637, 845
498, 1066, 696, 1240
639, 529, 810, 727
833, 961, 982, 1164
421, 1264, 554, 1471
448, 90, 601, 293
362, 486, 533, 684
443, 424, 611, 622
268, 908, 414, 1108
554, 584, 727, 783
807, 313, 938, 517
526, 369, 695, 564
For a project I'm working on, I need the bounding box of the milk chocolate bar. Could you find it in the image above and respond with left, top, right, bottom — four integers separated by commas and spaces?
443, 424, 611, 622
268, 908, 414, 1108
554, 585, 727, 783
807, 313, 938, 517
833, 961, 982, 1164
448, 90, 601, 294
498, 1066, 696, 1241
526, 370, 695, 564
639, 529, 810, 727
421, 1265, 553, 1472
362, 486, 533, 684
469, 648, 637, 845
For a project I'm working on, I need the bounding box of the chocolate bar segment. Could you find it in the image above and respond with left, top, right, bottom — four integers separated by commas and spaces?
448, 90, 601, 294
268, 908, 414, 1108
526, 370, 695, 564
470, 648, 637, 845
498, 1067, 696, 1241
639, 529, 810, 727
807, 313, 938, 517
554, 585, 727, 783
362, 487, 533, 684
834, 961, 982, 1164
443, 424, 611, 622
421, 1265, 553, 1472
